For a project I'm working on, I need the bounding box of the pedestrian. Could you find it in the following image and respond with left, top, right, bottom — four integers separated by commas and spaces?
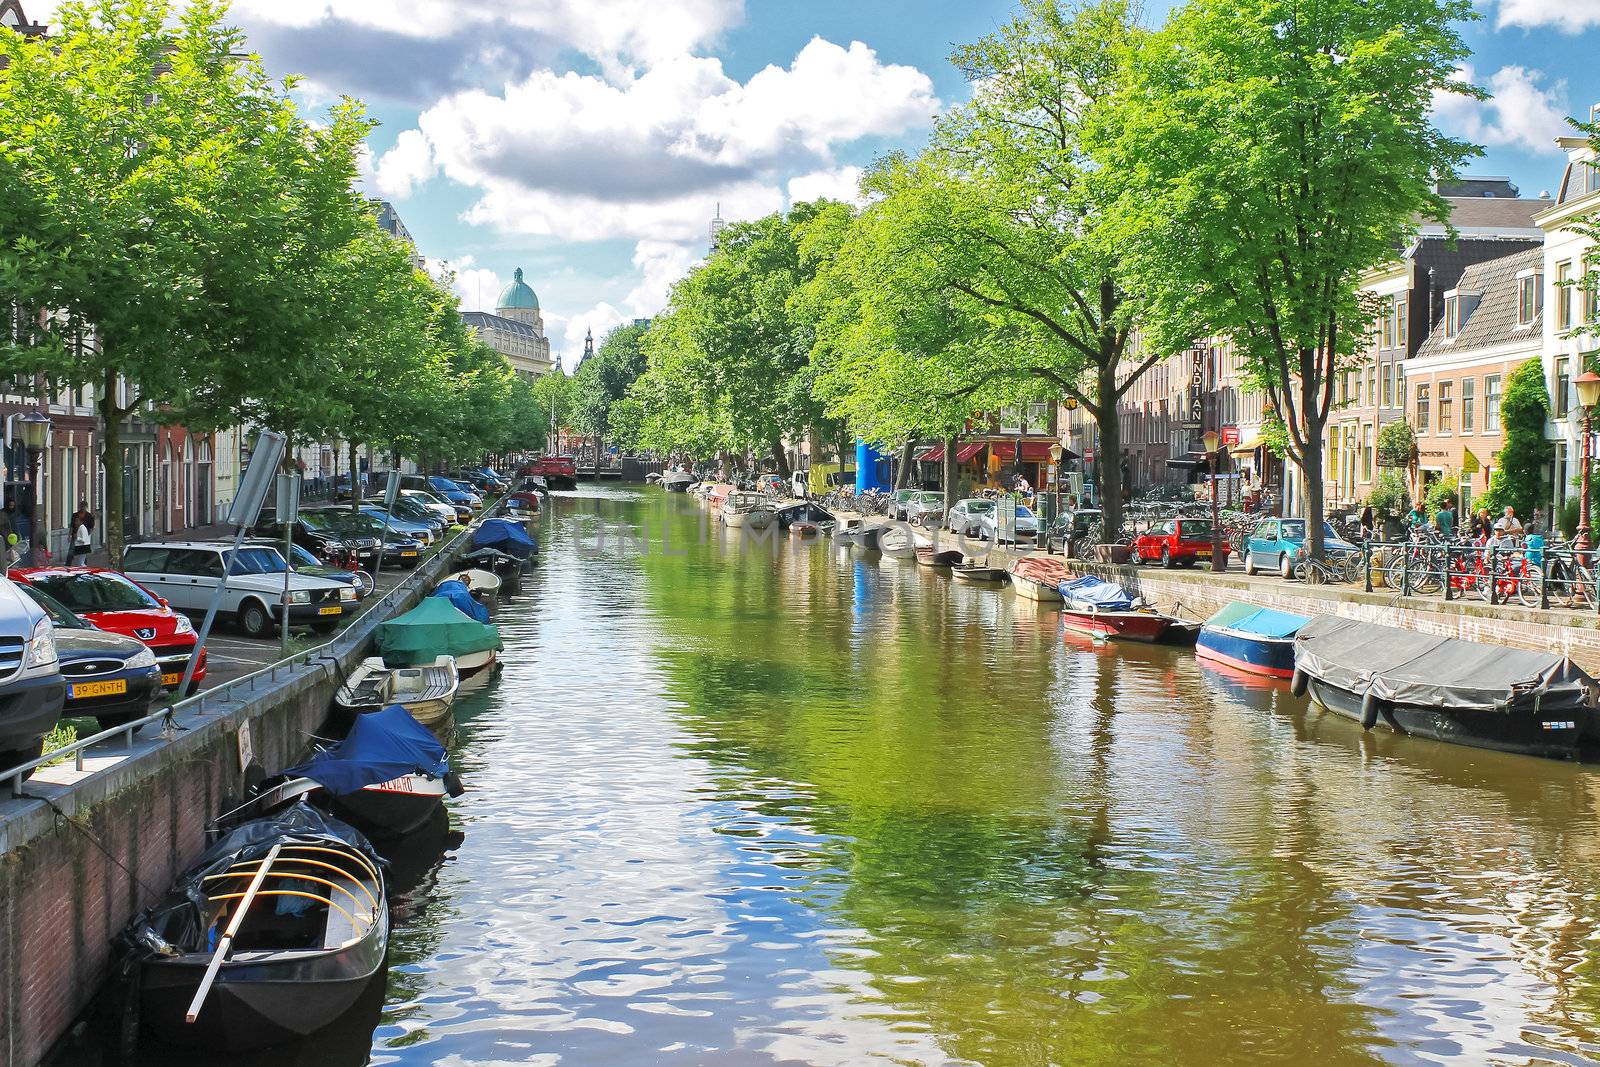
1530, 505, 1547, 536
1493, 505, 1524, 540
1472, 509, 1491, 541
1436, 501, 1455, 539
1359, 504, 1375, 541
67, 504, 93, 565
1405, 502, 1425, 531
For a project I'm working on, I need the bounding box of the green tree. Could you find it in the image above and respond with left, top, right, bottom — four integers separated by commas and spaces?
570, 321, 651, 454
528, 368, 571, 452
1099, 0, 1481, 556
1482, 359, 1553, 520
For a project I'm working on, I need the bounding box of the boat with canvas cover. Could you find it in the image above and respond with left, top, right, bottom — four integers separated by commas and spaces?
1008, 556, 1071, 602
1055, 576, 1171, 642
471, 517, 537, 560
429, 578, 491, 623
333, 655, 459, 728
288, 704, 462, 838
377, 597, 503, 680
1292, 615, 1600, 759
119, 803, 387, 1051
1195, 601, 1310, 679
721, 491, 776, 529
661, 470, 696, 492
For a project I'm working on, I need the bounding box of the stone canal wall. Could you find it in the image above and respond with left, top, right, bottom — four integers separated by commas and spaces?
0, 530, 474, 1067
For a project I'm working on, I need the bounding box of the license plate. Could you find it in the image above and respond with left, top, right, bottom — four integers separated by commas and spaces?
401, 550, 418, 557
1197, 548, 1211, 558
318, 606, 342, 616
71, 679, 127, 699
161, 672, 182, 687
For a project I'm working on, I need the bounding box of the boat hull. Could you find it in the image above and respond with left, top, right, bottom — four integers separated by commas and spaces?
1059, 609, 1169, 642
915, 548, 963, 568
1195, 627, 1295, 679
952, 566, 1005, 582
1011, 575, 1063, 602
1304, 676, 1584, 760
331, 775, 446, 839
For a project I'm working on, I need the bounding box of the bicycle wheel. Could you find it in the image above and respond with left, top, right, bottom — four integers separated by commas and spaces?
1412, 552, 1441, 595
1516, 565, 1544, 608
1578, 567, 1598, 610
1339, 554, 1363, 585
1385, 554, 1409, 591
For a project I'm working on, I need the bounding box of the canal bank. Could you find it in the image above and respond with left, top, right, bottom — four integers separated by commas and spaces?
0, 521, 482, 1067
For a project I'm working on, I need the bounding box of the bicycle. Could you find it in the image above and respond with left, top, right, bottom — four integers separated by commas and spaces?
1540, 542, 1597, 609
1293, 551, 1359, 585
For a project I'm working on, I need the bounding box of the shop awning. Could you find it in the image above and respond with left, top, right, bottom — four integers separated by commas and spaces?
1230, 436, 1265, 456
955, 442, 986, 463
916, 445, 944, 462
990, 440, 1072, 462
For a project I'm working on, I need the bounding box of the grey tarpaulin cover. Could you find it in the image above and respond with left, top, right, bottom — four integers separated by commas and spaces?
1293, 615, 1597, 714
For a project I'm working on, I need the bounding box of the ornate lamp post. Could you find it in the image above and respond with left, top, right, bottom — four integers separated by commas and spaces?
1201, 428, 1225, 572
1048, 442, 1063, 543
17, 411, 50, 566
1574, 370, 1600, 554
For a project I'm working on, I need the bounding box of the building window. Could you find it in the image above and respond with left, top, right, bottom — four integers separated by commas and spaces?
1438, 381, 1453, 433
1026, 401, 1050, 432
1415, 383, 1430, 433
1462, 377, 1475, 433
1555, 357, 1571, 419
1381, 297, 1398, 349
1587, 262, 1600, 324
1557, 261, 1574, 328
1485, 374, 1502, 433
1517, 273, 1542, 325
1444, 294, 1460, 338
1397, 298, 1409, 350
1366, 366, 1376, 408
1382, 361, 1395, 408
999, 407, 1022, 434
1362, 423, 1374, 482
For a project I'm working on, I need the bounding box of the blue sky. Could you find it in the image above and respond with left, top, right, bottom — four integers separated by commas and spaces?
42, 0, 1600, 367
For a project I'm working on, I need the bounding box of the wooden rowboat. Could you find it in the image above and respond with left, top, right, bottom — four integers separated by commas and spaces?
334, 655, 458, 727
1008, 556, 1071, 602
952, 564, 1006, 583
915, 545, 964, 568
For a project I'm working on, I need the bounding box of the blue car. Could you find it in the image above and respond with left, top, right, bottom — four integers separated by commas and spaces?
1242, 518, 1360, 579
428, 476, 482, 511
360, 506, 442, 553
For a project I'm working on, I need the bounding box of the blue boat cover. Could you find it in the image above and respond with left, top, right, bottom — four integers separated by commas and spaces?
1203, 601, 1310, 639
429, 579, 490, 623
472, 517, 536, 558
1058, 576, 1136, 611
288, 704, 448, 795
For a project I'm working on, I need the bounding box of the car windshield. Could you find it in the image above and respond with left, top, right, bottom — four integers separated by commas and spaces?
284, 543, 321, 568
331, 513, 384, 536
1279, 520, 1306, 539
1182, 521, 1214, 538
1014, 506, 1035, 519
916, 493, 943, 504
299, 511, 334, 530
15, 583, 87, 628
31, 572, 159, 612
226, 547, 288, 575
967, 501, 996, 513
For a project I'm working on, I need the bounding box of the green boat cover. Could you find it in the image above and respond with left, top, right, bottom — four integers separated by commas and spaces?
377, 596, 502, 667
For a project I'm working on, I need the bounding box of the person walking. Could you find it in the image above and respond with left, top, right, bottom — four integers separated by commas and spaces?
67, 504, 93, 565
1359, 504, 1375, 541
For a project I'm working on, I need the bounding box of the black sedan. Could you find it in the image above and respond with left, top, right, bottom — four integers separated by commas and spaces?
16, 583, 163, 733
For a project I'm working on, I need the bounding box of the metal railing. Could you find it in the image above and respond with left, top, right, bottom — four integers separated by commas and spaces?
0, 513, 489, 798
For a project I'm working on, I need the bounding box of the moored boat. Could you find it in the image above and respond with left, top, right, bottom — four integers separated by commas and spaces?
120, 803, 388, 1051
952, 564, 1006, 583
376, 597, 503, 682
915, 544, 964, 568
288, 704, 462, 839
1008, 556, 1071, 602
721, 491, 776, 529
662, 470, 696, 493
1056, 576, 1171, 642
1292, 615, 1600, 759
1195, 601, 1309, 679
471, 517, 537, 560
333, 655, 459, 727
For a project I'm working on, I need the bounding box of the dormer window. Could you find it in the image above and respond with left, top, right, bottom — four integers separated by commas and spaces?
1444, 293, 1460, 338
1517, 270, 1542, 326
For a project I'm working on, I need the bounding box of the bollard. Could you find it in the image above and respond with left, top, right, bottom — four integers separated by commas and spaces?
1541, 555, 1550, 610
1401, 545, 1410, 597
1364, 540, 1373, 593
1444, 545, 1453, 601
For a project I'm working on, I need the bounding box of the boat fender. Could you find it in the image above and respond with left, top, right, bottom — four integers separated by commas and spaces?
445, 771, 466, 798
1361, 690, 1382, 730
1290, 668, 1308, 698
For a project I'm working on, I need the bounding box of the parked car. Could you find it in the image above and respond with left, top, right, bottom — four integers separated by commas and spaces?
1242, 518, 1360, 579
1044, 509, 1102, 557
946, 499, 995, 537
359, 506, 437, 560
754, 473, 784, 496
120, 542, 356, 638
0, 578, 64, 773
244, 540, 373, 600
297, 508, 386, 567
17, 582, 161, 732
364, 497, 447, 539
889, 488, 921, 520
8, 567, 204, 691
946, 498, 1038, 543
1133, 518, 1230, 568
428, 475, 482, 511
400, 488, 465, 525
901, 491, 946, 527
253, 508, 372, 570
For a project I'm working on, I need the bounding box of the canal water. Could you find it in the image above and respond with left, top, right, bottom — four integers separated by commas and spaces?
64, 486, 1600, 1065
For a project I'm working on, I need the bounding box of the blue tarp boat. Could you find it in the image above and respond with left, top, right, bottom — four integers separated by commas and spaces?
1054, 576, 1171, 642
1195, 601, 1311, 679
472, 517, 536, 559
1058, 576, 1137, 611
288, 704, 457, 837
429, 579, 490, 623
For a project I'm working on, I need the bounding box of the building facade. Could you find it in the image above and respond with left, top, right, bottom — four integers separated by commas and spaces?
463, 268, 555, 381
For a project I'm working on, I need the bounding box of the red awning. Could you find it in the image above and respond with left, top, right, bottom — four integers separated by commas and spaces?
916, 445, 944, 462
989, 440, 1066, 462
955, 442, 986, 463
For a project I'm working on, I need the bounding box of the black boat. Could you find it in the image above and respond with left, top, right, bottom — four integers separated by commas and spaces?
288, 704, 462, 839
120, 804, 388, 1051
460, 545, 525, 577
1292, 615, 1599, 760
774, 500, 835, 531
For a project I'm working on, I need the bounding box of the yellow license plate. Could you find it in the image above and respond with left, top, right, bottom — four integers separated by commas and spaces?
161, 672, 182, 687
401, 550, 418, 557
1196, 548, 1211, 558
318, 606, 342, 616
71, 679, 127, 699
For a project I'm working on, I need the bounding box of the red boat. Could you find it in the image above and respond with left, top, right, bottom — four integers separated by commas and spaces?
521, 455, 577, 488
1056, 574, 1172, 643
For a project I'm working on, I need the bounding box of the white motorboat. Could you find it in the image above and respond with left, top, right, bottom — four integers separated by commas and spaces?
721, 491, 776, 530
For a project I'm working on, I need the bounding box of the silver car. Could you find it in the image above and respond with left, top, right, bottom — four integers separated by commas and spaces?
947, 499, 1038, 543
902, 491, 946, 527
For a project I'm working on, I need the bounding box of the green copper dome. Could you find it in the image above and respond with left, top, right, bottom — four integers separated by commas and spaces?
497, 267, 539, 311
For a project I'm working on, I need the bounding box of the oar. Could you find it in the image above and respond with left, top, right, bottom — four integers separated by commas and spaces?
186, 841, 283, 1024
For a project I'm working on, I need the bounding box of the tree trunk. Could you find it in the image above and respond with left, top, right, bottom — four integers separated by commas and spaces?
770, 440, 791, 479
895, 440, 916, 489
1096, 363, 1124, 541
594, 435, 602, 477
349, 440, 362, 514
1301, 417, 1327, 560
942, 436, 958, 516
98, 369, 126, 568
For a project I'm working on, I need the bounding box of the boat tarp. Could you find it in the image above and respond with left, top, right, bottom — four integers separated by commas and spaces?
1058, 576, 1136, 611
288, 704, 448, 795
1010, 556, 1073, 586
1204, 601, 1310, 639
377, 597, 502, 667
429, 579, 490, 623
472, 517, 537, 558
1293, 614, 1597, 713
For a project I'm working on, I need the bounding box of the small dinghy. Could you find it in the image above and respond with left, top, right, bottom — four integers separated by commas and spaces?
1056, 576, 1171, 642
952, 564, 1006, 583
288, 705, 463, 839
1008, 556, 1072, 602
448, 568, 501, 600
915, 544, 964, 568
1195, 601, 1309, 679
334, 655, 458, 727
120, 803, 387, 1051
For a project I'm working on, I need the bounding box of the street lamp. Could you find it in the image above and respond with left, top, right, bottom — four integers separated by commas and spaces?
1574, 370, 1600, 553
1201, 428, 1225, 573
1048, 442, 1063, 548
17, 411, 49, 566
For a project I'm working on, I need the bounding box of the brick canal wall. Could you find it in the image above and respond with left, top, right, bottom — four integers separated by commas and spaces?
0, 530, 474, 1067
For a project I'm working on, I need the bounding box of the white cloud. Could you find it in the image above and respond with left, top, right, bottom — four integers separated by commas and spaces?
374, 129, 435, 200
546, 304, 629, 370
1432, 64, 1570, 155
626, 240, 700, 314
1490, 0, 1600, 34
422, 255, 507, 312
787, 165, 865, 206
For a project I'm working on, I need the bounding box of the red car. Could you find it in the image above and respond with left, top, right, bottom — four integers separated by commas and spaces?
9, 567, 206, 691
1132, 518, 1230, 567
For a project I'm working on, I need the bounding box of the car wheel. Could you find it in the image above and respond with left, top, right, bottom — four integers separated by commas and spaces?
1279, 553, 1293, 579
0, 739, 43, 779
239, 599, 274, 638
1161, 547, 1173, 569
1243, 553, 1256, 576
